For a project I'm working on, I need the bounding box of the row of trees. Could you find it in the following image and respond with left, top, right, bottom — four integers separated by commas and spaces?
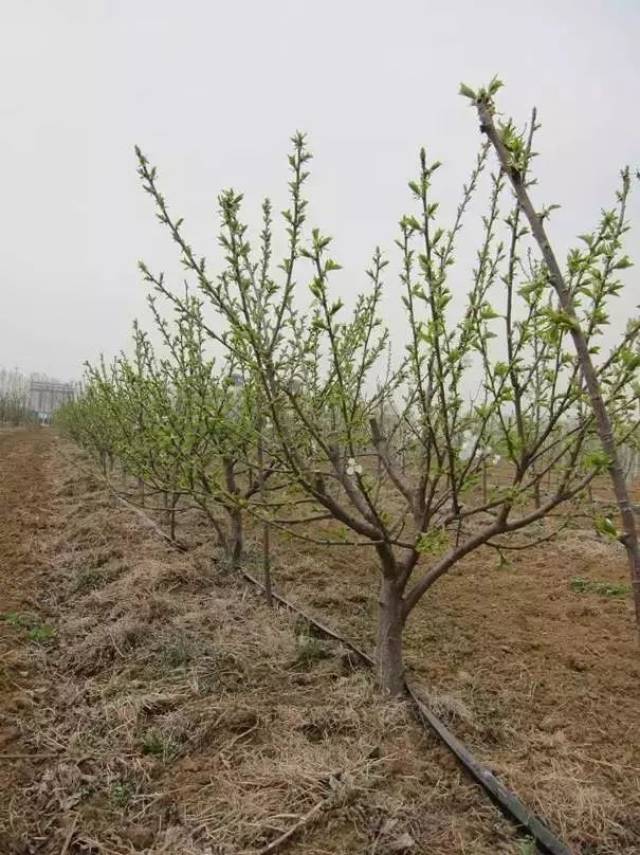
58, 83, 640, 693
0, 368, 37, 426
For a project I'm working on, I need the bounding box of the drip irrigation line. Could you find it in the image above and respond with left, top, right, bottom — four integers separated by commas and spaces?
406, 684, 571, 855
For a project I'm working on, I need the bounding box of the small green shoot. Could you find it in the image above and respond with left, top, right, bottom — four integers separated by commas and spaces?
140, 729, 180, 762
28, 624, 57, 645
110, 779, 135, 807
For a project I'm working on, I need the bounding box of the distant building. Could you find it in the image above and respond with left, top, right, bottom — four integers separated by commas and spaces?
29, 380, 76, 419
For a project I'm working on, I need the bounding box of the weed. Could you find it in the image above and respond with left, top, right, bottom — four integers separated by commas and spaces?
110, 779, 135, 808
293, 635, 333, 671
1, 612, 56, 644
140, 728, 181, 762
28, 624, 57, 645
570, 577, 630, 598
495, 558, 513, 572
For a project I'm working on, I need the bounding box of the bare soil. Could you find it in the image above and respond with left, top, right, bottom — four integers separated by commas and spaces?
0, 429, 59, 843
272, 500, 640, 853
0, 429, 525, 854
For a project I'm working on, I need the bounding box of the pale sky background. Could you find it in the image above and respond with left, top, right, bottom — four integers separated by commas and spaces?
1, 0, 639, 381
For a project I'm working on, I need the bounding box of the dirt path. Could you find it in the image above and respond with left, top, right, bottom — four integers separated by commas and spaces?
0, 428, 57, 851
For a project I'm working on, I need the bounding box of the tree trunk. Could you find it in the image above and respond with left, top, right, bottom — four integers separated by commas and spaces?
169, 493, 179, 541
376, 577, 405, 696
230, 507, 243, 569
262, 515, 273, 606
257, 423, 273, 607
223, 458, 243, 570
482, 459, 488, 504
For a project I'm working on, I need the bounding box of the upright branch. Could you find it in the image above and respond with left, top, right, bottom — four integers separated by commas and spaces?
462, 77, 640, 626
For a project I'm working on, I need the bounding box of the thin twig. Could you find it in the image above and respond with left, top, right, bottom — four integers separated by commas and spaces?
253, 796, 333, 854
60, 814, 78, 855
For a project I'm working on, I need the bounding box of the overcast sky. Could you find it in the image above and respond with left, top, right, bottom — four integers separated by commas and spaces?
1, 0, 638, 381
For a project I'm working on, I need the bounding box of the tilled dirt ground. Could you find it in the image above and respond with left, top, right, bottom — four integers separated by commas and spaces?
0, 429, 527, 854
0, 429, 59, 846
273, 503, 640, 853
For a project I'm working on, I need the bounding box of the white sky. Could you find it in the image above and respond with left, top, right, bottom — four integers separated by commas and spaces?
1, 0, 638, 380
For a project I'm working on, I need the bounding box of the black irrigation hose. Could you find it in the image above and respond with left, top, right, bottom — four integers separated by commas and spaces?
405, 686, 572, 855
241, 569, 573, 855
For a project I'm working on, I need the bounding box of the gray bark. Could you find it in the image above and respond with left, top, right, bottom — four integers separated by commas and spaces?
376, 576, 405, 696
477, 99, 640, 626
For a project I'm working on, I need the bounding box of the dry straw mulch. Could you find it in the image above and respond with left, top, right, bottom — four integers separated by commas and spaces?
1, 431, 519, 854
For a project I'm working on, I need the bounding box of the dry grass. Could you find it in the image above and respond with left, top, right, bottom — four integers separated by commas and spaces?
3, 430, 638, 852
0, 432, 521, 854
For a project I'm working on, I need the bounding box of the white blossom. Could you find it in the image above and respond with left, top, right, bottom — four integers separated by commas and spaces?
459, 434, 474, 461
346, 456, 363, 476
